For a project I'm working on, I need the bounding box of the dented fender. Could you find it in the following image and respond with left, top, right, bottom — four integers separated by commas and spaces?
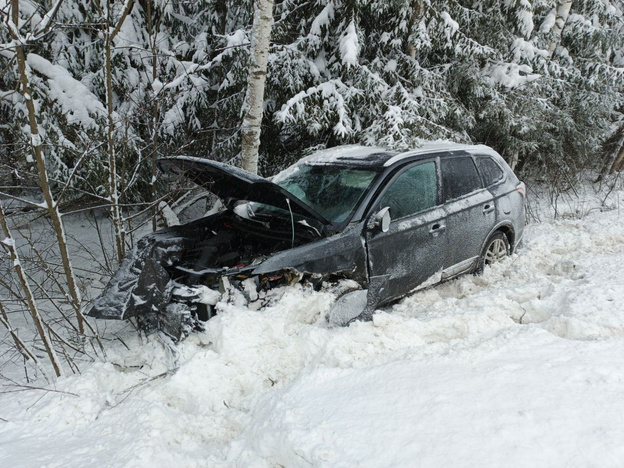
251, 223, 368, 284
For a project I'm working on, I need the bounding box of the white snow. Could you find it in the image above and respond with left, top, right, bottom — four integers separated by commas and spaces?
1, 187, 624, 467
310, 3, 335, 37
384, 59, 397, 73
515, 0, 534, 38
151, 78, 163, 95
0, 236, 15, 248
275, 79, 354, 137
540, 8, 557, 34
29, 133, 42, 147
511, 37, 548, 63
26, 54, 106, 129
339, 21, 360, 67
482, 62, 541, 89
440, 11, 459, 35
158, 201, 180, 227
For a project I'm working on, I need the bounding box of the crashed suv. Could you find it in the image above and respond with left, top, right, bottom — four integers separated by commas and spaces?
88, 144, 526, 339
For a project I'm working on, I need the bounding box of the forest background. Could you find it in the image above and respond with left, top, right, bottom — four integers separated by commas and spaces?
2, 0, 624, 205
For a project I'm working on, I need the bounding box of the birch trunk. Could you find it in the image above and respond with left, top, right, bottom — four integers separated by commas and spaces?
598, 123, 624, 179
405, 0, 425, 59
0, 202, 63, 377
240, 0, 274, 174
147, 0, 159, 232
10, 0, 85, 335
547, 0, 573, 58
611, 147, 624, 173
608, 128, 624, 174
105, 3, 125, 262
104, 0, 134, 261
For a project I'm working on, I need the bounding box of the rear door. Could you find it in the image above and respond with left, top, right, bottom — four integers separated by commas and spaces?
366, 160, 447, 304
440, 155, 495, 277
474, 153, 516, 218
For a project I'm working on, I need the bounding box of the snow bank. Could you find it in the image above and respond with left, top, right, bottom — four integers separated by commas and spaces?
1, 190, 624, 467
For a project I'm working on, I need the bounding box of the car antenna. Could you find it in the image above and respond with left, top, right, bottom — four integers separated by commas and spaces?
285, 198, 295, 249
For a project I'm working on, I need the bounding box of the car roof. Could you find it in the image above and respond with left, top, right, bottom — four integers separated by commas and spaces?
295, 145, 398, 167
298, 143, 497, 169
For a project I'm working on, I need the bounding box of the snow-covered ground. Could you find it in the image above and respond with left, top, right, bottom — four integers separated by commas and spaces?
1, 186, 624, 467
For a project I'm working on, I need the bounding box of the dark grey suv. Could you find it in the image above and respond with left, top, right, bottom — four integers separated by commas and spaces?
88, 143, 526, 338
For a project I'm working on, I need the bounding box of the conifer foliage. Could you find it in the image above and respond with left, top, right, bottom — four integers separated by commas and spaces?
1, 0, 623, 194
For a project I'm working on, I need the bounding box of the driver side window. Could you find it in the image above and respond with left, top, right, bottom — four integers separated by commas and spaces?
379, 162, 438, 220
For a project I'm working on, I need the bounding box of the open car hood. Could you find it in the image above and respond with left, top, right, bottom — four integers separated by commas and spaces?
157, 156, 329, 225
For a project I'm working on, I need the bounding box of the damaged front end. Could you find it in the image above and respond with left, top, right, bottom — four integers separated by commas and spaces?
87, 154, 381, 339
87, 208, 336, 340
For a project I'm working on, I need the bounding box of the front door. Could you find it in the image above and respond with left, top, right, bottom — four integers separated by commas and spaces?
366, 161, 447, 305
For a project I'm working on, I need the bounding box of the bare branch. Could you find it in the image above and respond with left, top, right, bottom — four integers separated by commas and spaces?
109, 0, 135, 41
0, 200, 63, 377
0, 191, 44, 209
29, 0, 65, 41
0, 300, 51, 382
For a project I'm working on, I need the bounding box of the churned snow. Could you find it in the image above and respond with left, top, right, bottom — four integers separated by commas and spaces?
1, 188, 624, 467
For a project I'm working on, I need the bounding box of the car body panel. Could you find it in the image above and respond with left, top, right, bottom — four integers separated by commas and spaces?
443, 188, 496, 269
366, 206, 447, 305
251, 223, 368, 283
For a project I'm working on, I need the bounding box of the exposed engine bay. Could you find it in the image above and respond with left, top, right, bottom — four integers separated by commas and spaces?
88, 207, 327, 339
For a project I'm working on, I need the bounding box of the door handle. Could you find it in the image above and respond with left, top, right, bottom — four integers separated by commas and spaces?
482, 204, 495, 214
429, 223, 446, 235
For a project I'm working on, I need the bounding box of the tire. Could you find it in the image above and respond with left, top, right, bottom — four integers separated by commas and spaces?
476, 231, 510, 274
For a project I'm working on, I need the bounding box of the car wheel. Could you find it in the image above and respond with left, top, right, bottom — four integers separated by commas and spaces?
476, 231, 510, 274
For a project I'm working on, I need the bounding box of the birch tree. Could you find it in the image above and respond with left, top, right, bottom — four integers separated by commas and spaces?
6, 0, 87, 335
103, 0, 134, 262
600, 122, 624, 177
547, 0, 573, 58
240, 0, 274, 174
145, 0, 159, 231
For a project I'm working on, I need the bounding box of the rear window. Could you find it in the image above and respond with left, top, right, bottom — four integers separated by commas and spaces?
441, 156, 482, 202
475, 156, 505, 187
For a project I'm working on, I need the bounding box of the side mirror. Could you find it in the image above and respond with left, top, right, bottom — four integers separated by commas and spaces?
367, 206, 391, 233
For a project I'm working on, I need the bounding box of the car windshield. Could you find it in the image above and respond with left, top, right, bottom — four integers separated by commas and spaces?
271, 164, 379, 223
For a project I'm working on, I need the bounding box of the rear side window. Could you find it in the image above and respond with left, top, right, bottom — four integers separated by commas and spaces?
441, 156, 482, 202
379, 161, 437, 219
475, 156, 505, 187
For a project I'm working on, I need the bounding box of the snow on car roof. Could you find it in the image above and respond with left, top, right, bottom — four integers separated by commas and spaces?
297, 145, 397, 167
295, 142, 497, 169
